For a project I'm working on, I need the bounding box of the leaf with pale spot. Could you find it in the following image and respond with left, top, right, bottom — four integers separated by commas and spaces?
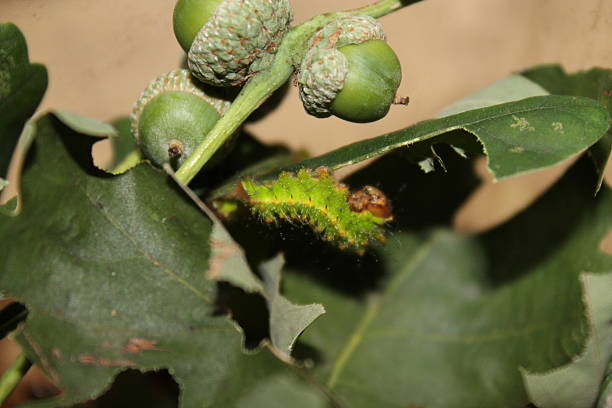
522, 65, 612, 193
268, 95, 609, 182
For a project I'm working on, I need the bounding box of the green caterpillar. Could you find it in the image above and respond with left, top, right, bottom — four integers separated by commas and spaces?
239, 167, 392, 253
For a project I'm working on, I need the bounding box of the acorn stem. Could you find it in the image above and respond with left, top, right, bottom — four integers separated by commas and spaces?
356, 0, 415, 18
0, 352, 32, 405
393, 95, 410, 105
175, 0, 422, 184
175, 61, 293, 184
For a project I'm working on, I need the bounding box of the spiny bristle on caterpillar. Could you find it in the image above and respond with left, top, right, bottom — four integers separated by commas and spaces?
239, 167, 392, 253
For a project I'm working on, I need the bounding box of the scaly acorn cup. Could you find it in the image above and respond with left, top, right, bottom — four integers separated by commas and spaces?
131, 69, 231, 168
298, 15, 402, 123
173, 0, 293, 87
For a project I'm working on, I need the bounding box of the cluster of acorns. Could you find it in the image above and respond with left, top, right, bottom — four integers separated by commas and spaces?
131, 0, 403, 168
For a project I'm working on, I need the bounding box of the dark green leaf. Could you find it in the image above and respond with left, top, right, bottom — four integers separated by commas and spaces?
524, 273, 612, 408
0, 196, 17, 216
521, 66, 612, 109
0, 23, 47, 177
522, 65, 612, 193
282, 156, 612, 408
0, 115, 325, 407
271, 95, 609, 181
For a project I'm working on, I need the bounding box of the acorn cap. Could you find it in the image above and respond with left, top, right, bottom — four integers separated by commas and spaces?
188, 0, 293, 87
130, 69, 231, 142
297, 15, 386, 118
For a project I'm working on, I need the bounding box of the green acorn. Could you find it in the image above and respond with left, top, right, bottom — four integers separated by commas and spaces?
131, 69, 231, 168
173, 0, 293, 87
298, 15, 403, 123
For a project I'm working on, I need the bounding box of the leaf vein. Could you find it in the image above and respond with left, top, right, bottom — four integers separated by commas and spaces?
363, 324, 550, 344
79, 183, 212, 304
326, 233, 444, 389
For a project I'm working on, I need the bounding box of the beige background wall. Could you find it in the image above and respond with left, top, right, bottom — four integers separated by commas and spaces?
2, 0, 611, 154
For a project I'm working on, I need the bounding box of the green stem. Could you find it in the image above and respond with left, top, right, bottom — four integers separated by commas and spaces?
175, 0, 420, 184
175, 58, 293, 184
353, 0, 410, 18
0, 353, 32, 405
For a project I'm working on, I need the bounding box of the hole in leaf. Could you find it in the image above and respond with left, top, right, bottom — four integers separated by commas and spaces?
291, 341, 323, 367
0, 301, 27, 339
214, 282, 269, 349
84, 369, 178, 408
91, 138, 113, 171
